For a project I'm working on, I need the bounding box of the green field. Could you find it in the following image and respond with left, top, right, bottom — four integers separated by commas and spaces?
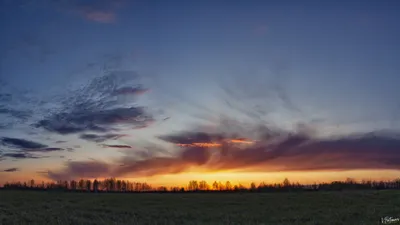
1, 190, 400, 225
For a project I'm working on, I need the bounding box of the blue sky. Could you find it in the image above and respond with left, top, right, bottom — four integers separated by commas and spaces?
1, 0, 400, 183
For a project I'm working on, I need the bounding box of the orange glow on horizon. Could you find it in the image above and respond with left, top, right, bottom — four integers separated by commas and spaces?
177, 143, 222, 147
4, 169, 399, 188
176, 139, 254, 148
229, 139, 254, 144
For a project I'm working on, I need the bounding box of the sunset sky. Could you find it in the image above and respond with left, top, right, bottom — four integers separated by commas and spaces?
1, 0, 400, 187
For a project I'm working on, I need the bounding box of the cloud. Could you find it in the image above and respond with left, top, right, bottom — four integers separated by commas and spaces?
0, 137, 64, 153
159, 132, 225, 145
34, 70, 154, 135
36, 107, 152, 134
45, 130, 400, 180
47, 160, 110, 181
0, 153, 42, 159
112, 86, 149, 96
2, 168, 18, 172
29, 147, 64, 152
115, 146, 211, 177
0, 108, 31, 120
1, 137, 47, 149
80, 133, 126, 143
101, 144, 132, 149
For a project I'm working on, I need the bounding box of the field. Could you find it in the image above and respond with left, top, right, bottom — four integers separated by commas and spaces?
1, 190, 400, 225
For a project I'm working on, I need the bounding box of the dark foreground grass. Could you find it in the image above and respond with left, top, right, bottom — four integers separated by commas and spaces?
1, 190, 400, 225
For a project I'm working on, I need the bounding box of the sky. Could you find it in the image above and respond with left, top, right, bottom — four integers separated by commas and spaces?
1, 0, 400, 187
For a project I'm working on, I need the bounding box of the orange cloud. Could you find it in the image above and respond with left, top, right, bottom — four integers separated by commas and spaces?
45, 129, 400, 181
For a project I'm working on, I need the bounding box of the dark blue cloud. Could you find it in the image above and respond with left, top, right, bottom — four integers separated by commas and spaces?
101, 144, 132, 149
36, 107, 152, 134
1, 137, 47, 149
80, 133, 125, 143
158, 132, 225, 145
32, 147, 64, 152
0, 137, 66, 157
0, 153, 42, 159
34, 71, 154, 135
2, 168, 18, 172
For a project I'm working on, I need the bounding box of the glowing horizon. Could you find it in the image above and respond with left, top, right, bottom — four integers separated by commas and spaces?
2, 169, 400, 189
1, 1, 400, 188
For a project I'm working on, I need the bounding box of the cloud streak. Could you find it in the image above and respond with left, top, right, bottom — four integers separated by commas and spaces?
1, 137, 47, 149
101, 144, 132, 149
34, 70, 155, 135
2, 168, 19, 172
0, 137, 65, 153
47, 160, 110, 181
0, 153, 43, 159
46, 126, 400, 180
80, 133, 126, 143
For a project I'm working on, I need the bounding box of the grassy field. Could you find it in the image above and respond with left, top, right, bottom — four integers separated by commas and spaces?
1, 190, 400, 225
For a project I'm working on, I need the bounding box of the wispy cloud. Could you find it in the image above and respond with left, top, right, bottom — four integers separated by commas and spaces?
0, 137, 64, 153
2, 168, 19, 172
34, 70, 155, 135
1, 137, 47, 149
80, 133, 126, 143
101, 144, 132, 149
0, 153, 43, 160
47, 160, 110, 181
45, 120, 400, 180
112, 86, 150, 96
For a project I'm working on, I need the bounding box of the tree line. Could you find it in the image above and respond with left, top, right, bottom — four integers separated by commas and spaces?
2, 177, 400, 193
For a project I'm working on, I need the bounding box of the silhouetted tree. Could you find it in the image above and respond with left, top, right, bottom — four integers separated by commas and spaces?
4, 177, 400, 193
85, 180, 91, 192
70, 180, 77, 190
212, 181, 219, 190
225, 181, 232, 191
78, 179, 85, 190
93, 179, 99, 192
199, 181, 209, 191
188, 180, 199, 191
250, 182, 257, 191
29, 179, 35, 188
157, 186, 168, 192
283, 178, 290, 187
116, 179, 122, 192
121, 180, 127, 192
63, 181, 69, 189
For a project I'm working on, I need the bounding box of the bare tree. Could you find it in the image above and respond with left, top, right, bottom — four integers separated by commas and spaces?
116, 179, 122, 191
225, 181, 232, 191
199, 180, 209, 191
70, 180, 77, 190
93, 179, 99, 192
250, 182, 257, 191
85, 180, 92, 191
283, 178, 291, 187
78, 179, 85, 190
188, 180, 199, 191
212, 181, 219, 190
29, 179, 35, 188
